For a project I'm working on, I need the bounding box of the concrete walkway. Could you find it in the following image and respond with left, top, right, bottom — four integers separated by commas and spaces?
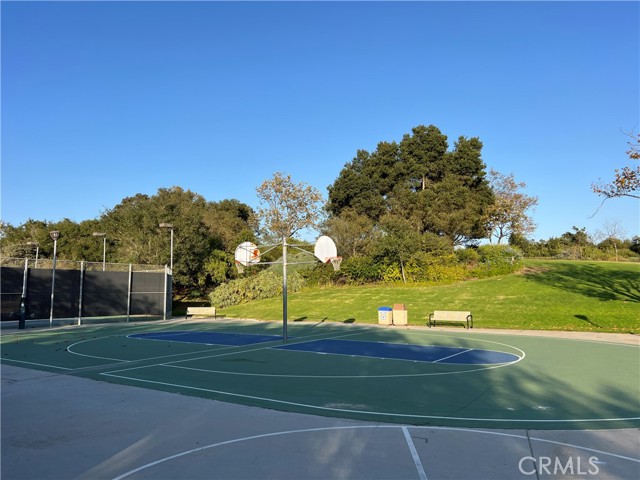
2, 364, 638, 480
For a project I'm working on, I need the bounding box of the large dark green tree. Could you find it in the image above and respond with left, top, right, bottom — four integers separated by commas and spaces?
0, 187, 255, 295
100, 187, 255, 292
327, 125, 494, 244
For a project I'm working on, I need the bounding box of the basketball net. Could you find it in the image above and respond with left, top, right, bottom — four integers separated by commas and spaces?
235, 261, 245, 274
328, 257, 342, 272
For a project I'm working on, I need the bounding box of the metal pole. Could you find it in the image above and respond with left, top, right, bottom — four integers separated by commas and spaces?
49, 236, 58, 327
78, 261, 84, 325
163, 265, 168, 320
127, 264, 133, 322
282, 236, 288, 342
170, 228, 174, 271
19, 258, 28, 330
159, 223, 174, 271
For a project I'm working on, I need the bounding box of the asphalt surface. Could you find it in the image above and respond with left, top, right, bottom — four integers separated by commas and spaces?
2, 362, 639, 480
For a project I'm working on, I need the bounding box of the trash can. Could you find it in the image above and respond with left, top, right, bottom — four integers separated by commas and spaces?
393, 303, 408, 326
378, 307, 393, 325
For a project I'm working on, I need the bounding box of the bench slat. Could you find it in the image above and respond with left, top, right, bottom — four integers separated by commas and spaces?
185, 307, 222, 319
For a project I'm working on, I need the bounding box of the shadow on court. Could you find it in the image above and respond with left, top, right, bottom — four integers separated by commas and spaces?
2, 364, 639, 480
1, 320, 639, 479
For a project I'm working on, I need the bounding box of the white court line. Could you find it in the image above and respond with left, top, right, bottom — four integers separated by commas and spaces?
161, 356, 510, 378
99, 370, 640, 424
0, 358, 73, 370
402, 426, 428, 480
67, 325, 367, 366
67, 326, 525, 375
111, 425, 640, 480
96, 329, 369, 376
101, 331, 525, 378
159, 329, 367, 366
433, 348, 473, 363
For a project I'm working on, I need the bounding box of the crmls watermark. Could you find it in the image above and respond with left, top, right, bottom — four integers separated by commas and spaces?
518, 456, 600, 476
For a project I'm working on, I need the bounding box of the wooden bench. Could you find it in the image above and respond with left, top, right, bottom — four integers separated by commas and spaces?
185, 307, 223, 319
428, 310, 473, 329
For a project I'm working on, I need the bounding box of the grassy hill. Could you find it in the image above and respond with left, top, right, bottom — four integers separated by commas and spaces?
218, 260, 639, 334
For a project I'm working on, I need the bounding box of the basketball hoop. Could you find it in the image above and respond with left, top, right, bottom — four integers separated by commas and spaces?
235, 261, 245, 274
328, 256, 342, 272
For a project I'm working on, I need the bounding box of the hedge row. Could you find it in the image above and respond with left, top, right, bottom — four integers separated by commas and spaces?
210, 245, 524, 307
210, 270, 305, 308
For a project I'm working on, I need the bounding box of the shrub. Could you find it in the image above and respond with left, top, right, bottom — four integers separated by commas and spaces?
210, 270, 305, 308
339, 255, 384, 284
472, 244, 524, 278
454, 247, 480, 265
406, 252, 467, 283
300, 263, 337, 286
381, 263, 403, 282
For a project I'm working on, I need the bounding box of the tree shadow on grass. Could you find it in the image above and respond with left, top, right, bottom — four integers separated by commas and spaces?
574, 314, 602, 328
524, 263, 640, 303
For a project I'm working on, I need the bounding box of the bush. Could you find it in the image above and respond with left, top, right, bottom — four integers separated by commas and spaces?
300, 263, 338, 286
455, 247, 480, 265
339, 255, 384, 284
472, 244, 524, 278
406, 252, 467, 283
210, 270, 305, 308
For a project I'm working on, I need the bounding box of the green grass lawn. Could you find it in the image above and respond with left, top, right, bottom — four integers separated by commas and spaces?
219, 260, 639, 334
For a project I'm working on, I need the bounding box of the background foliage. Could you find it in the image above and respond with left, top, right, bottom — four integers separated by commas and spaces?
1, 125, 637, 305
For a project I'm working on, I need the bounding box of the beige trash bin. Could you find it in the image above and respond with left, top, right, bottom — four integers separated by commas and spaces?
392, 303, 407, 326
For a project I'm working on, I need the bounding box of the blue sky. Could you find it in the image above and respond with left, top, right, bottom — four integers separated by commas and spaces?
2, 1, 638, 242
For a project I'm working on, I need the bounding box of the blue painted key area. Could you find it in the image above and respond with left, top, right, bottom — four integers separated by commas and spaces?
275, 339, 520, 365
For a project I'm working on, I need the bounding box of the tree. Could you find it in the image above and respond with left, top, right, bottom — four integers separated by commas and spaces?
322, 208, 378, 258
399, 124, 449, 190
592, 131, 640, 201
100, 187, 254, 293
327, 125, 494, 245
256, 172, 324, 240
560, 226, 590, 260
630, 236, 640, 255
597, 219, 627, 262
486, 169, 538, 244
373, 214, 422, 283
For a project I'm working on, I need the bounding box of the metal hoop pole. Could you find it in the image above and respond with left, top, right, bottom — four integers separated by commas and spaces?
282, 236, 288, 342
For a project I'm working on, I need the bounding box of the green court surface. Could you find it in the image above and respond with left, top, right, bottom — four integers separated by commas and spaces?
1, 319, 638, 430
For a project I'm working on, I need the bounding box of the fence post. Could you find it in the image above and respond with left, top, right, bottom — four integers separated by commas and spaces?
127, 264, 132, 322
78, 261, 84, 325
163, 265, 169, 320
19, 258, 28, 330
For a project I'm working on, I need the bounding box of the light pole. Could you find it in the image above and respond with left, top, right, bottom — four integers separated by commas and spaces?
92, 232, 107, 271
159, 223, 174, 270
49, 231, 60, 327
27, 241, 39, 268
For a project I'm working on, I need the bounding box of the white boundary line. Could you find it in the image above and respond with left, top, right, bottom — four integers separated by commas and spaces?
111, 425, 640, 480
97, 330, 525, 379
432, 348, 473, 363
154, 332, 525, 379
9, 324, 636, 424
402, 426, 428, 480
99, 370, 640, 425
0, 358, 73, 370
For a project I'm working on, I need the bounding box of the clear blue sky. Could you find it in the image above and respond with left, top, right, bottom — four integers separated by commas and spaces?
2, 1, 639, 242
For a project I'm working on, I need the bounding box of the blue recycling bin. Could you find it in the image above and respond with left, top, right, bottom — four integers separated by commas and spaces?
378, 306, 393, 325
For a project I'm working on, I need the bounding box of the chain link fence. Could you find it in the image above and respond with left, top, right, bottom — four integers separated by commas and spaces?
0, 258, 171, 327
0, 257, 165, 272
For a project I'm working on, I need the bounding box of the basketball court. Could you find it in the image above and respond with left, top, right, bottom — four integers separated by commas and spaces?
2, 318, 639, 479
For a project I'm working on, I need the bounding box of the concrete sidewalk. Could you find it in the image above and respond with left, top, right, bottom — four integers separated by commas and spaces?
2, 364, 638, 480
